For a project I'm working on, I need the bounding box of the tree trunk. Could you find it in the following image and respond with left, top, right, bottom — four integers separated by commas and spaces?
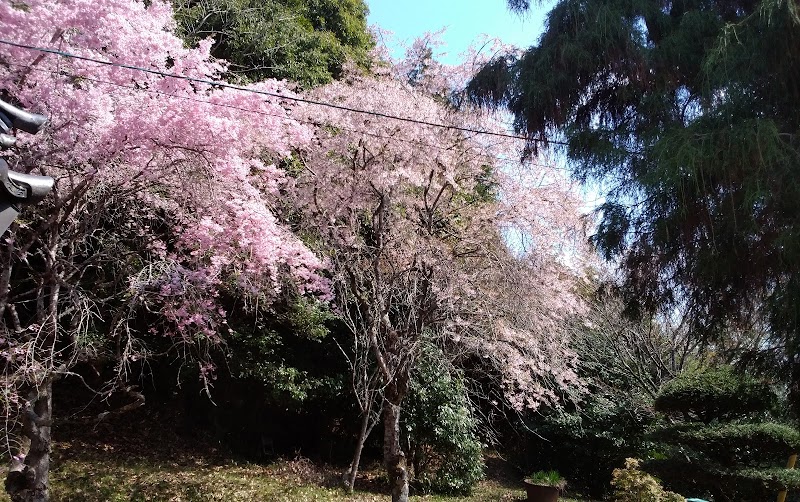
345, 396, 374, 492
383, 399, 409, 502
5, 379, 53, 502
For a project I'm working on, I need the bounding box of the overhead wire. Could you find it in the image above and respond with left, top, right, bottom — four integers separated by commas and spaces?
0, 38, 571, 147
3, 60, 571, 173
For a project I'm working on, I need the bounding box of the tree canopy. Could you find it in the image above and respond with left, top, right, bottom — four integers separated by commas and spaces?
468, 0, 800, 397
0, 1, 591, 498
13, 0, 800, 499
172, 0, 374, 86
0, 0, 326, 498
288, 59, 588, 501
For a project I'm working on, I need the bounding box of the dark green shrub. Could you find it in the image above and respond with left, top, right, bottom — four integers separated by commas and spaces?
179, 295, 360, 462
649, 365, 799, 501
227, 297, 338, 404
511, 391, 654, 498
654, 366, 775, 423
651, 422, 800, 465
404, 343, 484, 495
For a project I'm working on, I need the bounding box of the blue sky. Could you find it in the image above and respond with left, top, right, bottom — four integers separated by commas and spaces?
366, 0, 554, 64
365, 0, 604, 210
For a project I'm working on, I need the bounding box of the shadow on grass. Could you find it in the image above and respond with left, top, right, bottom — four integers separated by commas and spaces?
484, 451, 526, 489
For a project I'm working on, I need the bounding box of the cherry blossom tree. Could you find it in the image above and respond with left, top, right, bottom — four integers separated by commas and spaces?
291, 61, 588, 500
0, 1, 326, 500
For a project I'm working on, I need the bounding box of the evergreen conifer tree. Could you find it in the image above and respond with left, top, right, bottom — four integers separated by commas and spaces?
469, 0, 800, 404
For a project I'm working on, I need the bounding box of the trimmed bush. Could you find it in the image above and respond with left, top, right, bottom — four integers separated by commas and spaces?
654, 366, 775, 423
651, 422, 800, 464
649, 365, 799, 501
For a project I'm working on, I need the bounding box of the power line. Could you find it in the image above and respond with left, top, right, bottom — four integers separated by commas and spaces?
0, 38, 568, 146
5, 61, 571, 173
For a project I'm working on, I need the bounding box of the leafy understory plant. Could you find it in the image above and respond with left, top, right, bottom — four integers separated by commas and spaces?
611, 458, 684, 502
526, 470, 567, 490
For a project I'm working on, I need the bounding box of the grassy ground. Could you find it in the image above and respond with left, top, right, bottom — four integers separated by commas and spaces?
1, 407, 593, 501
3, 445, 593, 501
41, 455, 589, 501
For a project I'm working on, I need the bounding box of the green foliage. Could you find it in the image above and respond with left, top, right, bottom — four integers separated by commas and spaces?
283, 296, 334, 341
173, 0, 374, 86
611, 458, 685, 502
471, 0, 800, 407
510, 295, 675, 498
404, 343, 484, 495
226, 297, 338, 404
644, 455, 800, 500
654, 366, 776, 423
173, 294, 357, 462
725, 466, 800, 491
452, 164, 499, 206
648, 365, 798, 500
651, 422, 800, 464
526, 470, 566, 489
513, 390, 654, 498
